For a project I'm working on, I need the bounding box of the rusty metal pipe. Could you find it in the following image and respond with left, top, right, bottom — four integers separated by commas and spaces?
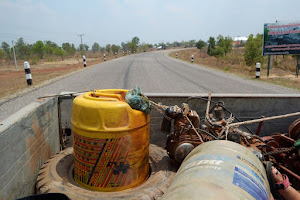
277, 164, 300, 181
255, 116, 265, 136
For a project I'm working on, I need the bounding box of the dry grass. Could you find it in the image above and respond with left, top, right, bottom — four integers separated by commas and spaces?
170, 48, 300, 91
0, 53, 118, 100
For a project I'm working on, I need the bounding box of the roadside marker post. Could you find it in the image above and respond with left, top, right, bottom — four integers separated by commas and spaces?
115, 52, 117, 58
191, 55, 194, 63
104, 54, 106, 61
176, 53, 178, 58
123, 52, 125, 56
83, 55, 86, 67
129, 51, 131, 55
256, 63, 261, 78
24, 61, 32, 85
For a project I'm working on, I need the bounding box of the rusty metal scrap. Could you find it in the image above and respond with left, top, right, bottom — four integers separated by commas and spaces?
161, 97, 300, 190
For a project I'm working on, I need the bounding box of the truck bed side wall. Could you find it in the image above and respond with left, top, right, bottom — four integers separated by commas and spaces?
0, 98, 60, 200
59, 93, 300, 148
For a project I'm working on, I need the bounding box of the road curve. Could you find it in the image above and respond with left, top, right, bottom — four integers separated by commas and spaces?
0, 50, 298, 121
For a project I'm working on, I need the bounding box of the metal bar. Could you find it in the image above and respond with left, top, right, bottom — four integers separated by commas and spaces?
267, 55, 271, 77
277, 164, 300, 181
255, 116, 265, 136
228, 112, 300, 128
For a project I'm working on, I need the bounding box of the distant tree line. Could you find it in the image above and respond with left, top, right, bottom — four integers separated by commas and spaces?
1, 34, 265, 67
0, 38, 77, 62
196, 33, 264, 66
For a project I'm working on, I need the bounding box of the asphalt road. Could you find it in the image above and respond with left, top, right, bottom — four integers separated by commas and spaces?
0, 50, 299, 122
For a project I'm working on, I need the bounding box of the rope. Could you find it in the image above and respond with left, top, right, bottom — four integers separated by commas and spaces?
227, 112, 300, 128
149, 100, 168, 115
185, 116, 204, 143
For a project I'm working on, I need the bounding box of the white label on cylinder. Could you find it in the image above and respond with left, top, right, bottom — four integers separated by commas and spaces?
256, 72, 260, 76
26, 74, 32, 79
24, 61, 30, 69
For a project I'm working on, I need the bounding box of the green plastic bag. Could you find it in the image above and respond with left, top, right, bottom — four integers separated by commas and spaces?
126, 86, 151, 114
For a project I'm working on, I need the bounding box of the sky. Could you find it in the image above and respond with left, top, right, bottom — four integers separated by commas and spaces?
1, 0, 300, 48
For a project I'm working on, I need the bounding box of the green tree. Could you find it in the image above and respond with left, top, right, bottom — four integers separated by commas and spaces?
207, 37, 216, 56
111, 44, 120, 54
44, 40, 58, 59
33, 40, 45, 59
216, 35, 233, 56
132, 36, 140, 46
196, 40, 206, 50
92, 42, 100, 52
1, 42, 11, 59
188, 40, 196, 47
0, 48, 6, 59
127, 42, 136, 53
244, 34, 263, 66
62, 43, 76, 56
100, 47, 105, 53
138, 43, 149, 52
54, 47, 66, 60
105, 44, 111, 54
173, 41, 180, 47
130, 36, 140, 52
121, 42, 128, 52
44, 40, 57, 48
15, 37, 32, 59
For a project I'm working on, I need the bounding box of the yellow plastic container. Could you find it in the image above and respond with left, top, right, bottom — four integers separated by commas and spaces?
71, 89, 150, 192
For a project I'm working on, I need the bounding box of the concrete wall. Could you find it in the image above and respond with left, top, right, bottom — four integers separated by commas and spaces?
0, 97, 60, 200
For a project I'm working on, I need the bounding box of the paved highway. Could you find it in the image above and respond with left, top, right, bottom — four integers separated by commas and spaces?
0, 50, 298, 122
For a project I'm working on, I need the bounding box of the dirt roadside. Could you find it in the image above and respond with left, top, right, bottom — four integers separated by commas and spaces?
169, 48, 300, 91
0, 55, 116, 103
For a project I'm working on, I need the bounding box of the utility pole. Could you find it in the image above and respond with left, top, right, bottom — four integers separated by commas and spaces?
12, 40, 18, 72
78, 34, 85, 53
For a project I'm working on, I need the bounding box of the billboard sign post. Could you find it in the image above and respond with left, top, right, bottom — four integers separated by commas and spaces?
263, 22, 300, 77
263, 22, 300, 55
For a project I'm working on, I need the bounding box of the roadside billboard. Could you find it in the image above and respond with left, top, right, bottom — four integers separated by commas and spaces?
263, 22, 300, 55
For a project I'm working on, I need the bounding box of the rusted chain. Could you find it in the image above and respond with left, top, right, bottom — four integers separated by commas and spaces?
263, 147, 295, 156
